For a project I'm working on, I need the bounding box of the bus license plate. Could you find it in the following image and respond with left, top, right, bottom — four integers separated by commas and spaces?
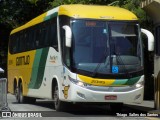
105, 95, 117, 100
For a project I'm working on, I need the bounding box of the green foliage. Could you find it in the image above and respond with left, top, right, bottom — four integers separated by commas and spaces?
27, 0, 39, 4
119, 0, 152, 30
0, 0, 53, 28
50, 0, 87, 7
50, 0, 114, 7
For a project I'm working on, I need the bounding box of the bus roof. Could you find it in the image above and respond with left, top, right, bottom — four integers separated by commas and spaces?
59, 5, 137, 20
11, 4, 138, 34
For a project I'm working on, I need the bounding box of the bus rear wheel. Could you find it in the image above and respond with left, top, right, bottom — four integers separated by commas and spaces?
17, 82, 27, 103
16, 83, 24, 103
17, 82, 36, 104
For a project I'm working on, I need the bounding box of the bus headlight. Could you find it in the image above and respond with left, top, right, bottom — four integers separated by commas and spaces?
68, 76, 90, 87
134, 79, 144, 88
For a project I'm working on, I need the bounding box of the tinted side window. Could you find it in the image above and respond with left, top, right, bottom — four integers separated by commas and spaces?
50, 18, 58, 51
19, 32, 26, 52
9, 17, 58, 54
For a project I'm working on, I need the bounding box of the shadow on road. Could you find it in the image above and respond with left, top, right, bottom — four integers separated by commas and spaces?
27, 100, 155, 117
8, 93, 155, 117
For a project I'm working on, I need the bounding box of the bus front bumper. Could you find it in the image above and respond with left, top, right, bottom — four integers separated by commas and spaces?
68, 82, 144, 104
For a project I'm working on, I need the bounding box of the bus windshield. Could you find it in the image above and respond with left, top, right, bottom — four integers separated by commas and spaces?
71, 19, 143, 76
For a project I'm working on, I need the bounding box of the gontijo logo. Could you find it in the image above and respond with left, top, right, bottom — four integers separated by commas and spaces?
16, 55, 30, 66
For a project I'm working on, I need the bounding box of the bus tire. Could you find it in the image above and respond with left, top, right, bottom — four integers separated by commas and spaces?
14, 86, 18, 101
53, 84, 65, 111
109, 103, 123, 112
17, 82, 27, 103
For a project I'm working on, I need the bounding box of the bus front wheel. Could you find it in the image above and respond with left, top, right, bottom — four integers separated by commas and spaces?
53, 84, 66, 111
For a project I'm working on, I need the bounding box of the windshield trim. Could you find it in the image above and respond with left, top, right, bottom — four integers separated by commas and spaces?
75, 68, 144, 79
70, 19, 143, 78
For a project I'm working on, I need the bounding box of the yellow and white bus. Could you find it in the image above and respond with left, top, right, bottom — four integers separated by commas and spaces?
8, 5, 154, 111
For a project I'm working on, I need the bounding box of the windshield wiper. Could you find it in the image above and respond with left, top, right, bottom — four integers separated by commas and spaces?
91, 47, 109, 77
109, 39, 129, 75
113, 51, 130, 77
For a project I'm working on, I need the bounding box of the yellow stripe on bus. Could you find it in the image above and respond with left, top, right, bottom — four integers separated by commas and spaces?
78, 74, 115, 86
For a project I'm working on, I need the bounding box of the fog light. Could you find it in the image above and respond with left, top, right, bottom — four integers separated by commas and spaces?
77, 92, 86, 99
134, 94, 141, 100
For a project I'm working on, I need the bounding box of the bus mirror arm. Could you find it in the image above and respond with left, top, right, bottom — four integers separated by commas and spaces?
62, 25, 72, 47
141, 28, 154, 51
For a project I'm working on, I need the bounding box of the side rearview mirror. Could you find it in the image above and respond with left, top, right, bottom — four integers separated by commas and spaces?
62, 25, 72, 47
141, 28, 154, 51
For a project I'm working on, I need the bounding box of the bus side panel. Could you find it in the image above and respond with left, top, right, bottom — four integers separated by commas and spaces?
27, 47, 63, 99
8, 50, 36, 95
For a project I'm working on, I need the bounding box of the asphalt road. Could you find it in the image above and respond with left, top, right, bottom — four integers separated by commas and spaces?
1, 93, 159, 120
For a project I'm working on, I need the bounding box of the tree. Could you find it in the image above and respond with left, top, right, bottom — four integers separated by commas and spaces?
0, 0, 53, 28
50, 0, 116, 7
119, 0, 152, 30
